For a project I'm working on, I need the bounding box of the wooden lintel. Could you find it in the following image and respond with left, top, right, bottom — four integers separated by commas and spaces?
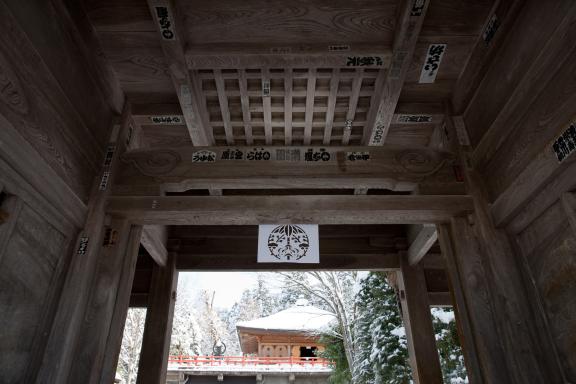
146, 0, 212, 146
407, 224, 438, 265
106, 195, 474, 225
114, 145, 459, 194
363, 0, 430, 145
184, 45, 392, 69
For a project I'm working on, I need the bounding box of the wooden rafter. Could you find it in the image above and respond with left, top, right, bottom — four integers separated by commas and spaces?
238, 69, 253, 145
303, 68, 317, 145
214, 69, 234, 145
407, 224, 438, 265
284, 69, 293, 145
363, 0, 431, 145
342, 68, 364, 145
323, 69, 340, 145
146, 0, 212, 146
262, 68, 273, 145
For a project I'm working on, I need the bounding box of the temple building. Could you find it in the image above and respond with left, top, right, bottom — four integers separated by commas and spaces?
236, 299, 334, 359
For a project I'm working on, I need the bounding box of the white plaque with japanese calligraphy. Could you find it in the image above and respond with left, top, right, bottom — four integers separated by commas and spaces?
419, 44, 447, 84
258, 224, 320, 264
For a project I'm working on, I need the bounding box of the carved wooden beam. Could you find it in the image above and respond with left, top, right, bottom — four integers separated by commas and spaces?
113, 145, 459, 195
146, 0, 212, 146
363, 0, 430, 145
106, 195, 473, 225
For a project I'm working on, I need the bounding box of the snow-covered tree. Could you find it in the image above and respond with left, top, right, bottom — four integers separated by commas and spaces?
169, 290, 203, 356
116, 308, 147, 384
431, 308, 468, 383
355, 272, 411, 384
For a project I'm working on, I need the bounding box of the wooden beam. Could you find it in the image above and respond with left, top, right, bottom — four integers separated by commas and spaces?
363, 0, 430, 145
238, 70, 253, 145
146, 0, 212, 146
141, 225, 168, 266
491, 144, 576, 231
106, 195, 474, 225
214, 69, 234, 145
323, 69, 340, 145
136, 253, 178, 384
303, 69, 317, 145
284, 70, 293, 145
407, 224, 438, 265
262, 68, 273, 145
451, 0, 525, 114
398, 258, 443, 384
185, 46, 391, 69
342, 69, 363, 145
427, 292, 452, 307
177, 251, 401, 271
115, 145, 459, 194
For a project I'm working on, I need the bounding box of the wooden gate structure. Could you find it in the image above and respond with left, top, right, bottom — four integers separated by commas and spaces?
0, 0, 575, 383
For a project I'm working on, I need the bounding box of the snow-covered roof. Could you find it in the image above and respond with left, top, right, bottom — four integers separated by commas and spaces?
236, 301, 335, 333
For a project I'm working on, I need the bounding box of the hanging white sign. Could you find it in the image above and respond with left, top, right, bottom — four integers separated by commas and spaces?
258, 224, 320, 263
419, 44, 447, 84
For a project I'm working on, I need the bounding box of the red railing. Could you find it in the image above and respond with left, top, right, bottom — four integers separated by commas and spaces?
168, 355, 332, 368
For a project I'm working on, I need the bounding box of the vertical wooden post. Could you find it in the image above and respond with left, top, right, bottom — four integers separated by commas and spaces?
397, 255, 443, 384
100, 224, 144, 384
136, 252, 178, 384
67, 219, 142, 384
38, 105, 134, 383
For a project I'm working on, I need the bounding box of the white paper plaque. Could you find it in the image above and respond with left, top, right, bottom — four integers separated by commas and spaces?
258, 224, 320, 263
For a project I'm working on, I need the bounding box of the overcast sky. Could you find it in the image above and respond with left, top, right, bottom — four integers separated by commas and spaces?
178, 272, 274, 309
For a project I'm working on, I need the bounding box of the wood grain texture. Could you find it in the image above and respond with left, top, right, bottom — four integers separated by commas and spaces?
471, 3, 576, 169
398, 258, 443, 384
141, 225, 168, 266
364, 0, 430, 145
106, 195, 474, 225
464, 0, 576, 147
136, 253, 177, 384
407, 224, 437, 265
0, 198, 70, 384
116, 145, 459, 193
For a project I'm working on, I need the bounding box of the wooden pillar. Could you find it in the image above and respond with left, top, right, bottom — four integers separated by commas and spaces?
397, 256, 443, 384
100, 224, 144, 384
136, 252, 178, 384
37, 106, 134, 383
67, 219, 142, 384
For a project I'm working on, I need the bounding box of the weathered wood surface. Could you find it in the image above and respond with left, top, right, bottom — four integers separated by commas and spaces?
37, 107, 133, 384
141, 225, 168, 266
136, 253, 178, 384
0, 194, 72, 384
398, 257, 443, 384
451, 0, 525, 114
464, 0, 575, 148
491, 139, 576, 231
106, 195, 474, 225
114, 145, 459, 194
364, 0, 430, 145
100, 225, 143, 384
407, 223, 438, 265
146, 0, 213, 146
67, 219, 136, 383
436, 223, 483, 384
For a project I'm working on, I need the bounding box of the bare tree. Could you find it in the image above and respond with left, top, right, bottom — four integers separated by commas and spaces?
116, 308, 147, 384
280, 272, 361, 381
